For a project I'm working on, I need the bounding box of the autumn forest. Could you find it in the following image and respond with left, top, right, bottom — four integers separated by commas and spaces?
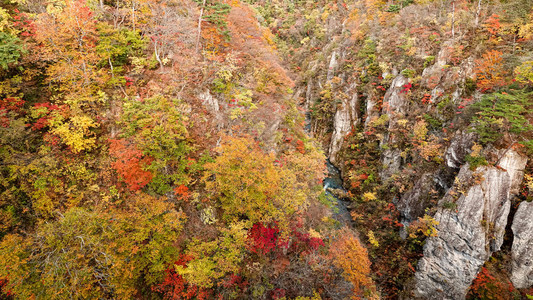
0, 0, 532, 299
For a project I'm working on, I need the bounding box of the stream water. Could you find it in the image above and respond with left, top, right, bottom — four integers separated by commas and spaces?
324, 160, 352, 225
304, 112, 351, 224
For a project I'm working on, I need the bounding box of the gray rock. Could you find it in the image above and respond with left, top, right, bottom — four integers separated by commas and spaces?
397, 173, 435, 223
511, 201, 533, 289
444, 130, 476, 168
364, 92, 379, 127
378, 74, 409, 180
329, 84, 359, 164
414, 150, 528, 299
498, 149, 528, 196
327, 50, 338, 82
421, 41, 475, 104
199, 89, 219, 113
198, 89, 224, 124
383, 74, 409, 116
380, 148, 402, 180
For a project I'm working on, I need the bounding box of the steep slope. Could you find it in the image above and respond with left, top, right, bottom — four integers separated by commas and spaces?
0, 1, 375, 299
246, 0, 533, 298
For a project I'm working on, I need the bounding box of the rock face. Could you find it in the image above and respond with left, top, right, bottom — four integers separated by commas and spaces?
382, 74, 409, 116
421, 41, 475, 103
511, 201, 533, 289
414, 150, 528, 299
444, 130, 476, 169
379, 74, 409, 180
329, 85, 359, 164
199, 89, 222, 120
397, 173, 435, 223
327, 50, 338, 81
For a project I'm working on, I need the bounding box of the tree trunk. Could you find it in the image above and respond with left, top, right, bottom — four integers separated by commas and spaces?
195, 0, 207, 54
154, 42, 163, 69
475, 0, 482, 27
132, 1, 136, 31
451, 0, 455, 39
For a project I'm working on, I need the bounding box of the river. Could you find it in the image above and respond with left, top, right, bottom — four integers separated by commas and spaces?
324, 159, 352, 225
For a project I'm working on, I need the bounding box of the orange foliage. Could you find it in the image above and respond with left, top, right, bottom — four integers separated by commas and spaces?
295, 140, 305, 154
109, 139, 153, 191
475, 50, 507, 92
483, 14, 501, 37
329, 228, 374, 299
174, 185, 190, 201
34, 0, 103, 92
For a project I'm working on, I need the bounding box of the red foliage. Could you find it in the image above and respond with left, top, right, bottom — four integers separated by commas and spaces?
0, 277, 12, 297
271, 288, 286, 299
153, 255, 212, 300
220, 274, 248, 290
247, 222, 324, 255
469, 267, 515, 300
29, 102, 60, 130
109, 139, 153, 191
400, 82, 412, 94
219, 273, 248, 297
124, 76, 134, 87
0, 97, 24, 127
247, 222, 281, 255
421, 93, 431, 104
290, 228, 324, 252
12, 10, 36, 38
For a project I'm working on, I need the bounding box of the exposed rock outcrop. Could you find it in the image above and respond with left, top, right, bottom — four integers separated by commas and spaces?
421, 41, 475, 103
398, 131, 477, 223
327, 50, 338, 81
382, 74, 409, 116
329, 84, 359, 164
444, 130, 476, 169
379, 74, 409, 180
511, 200, 533, 289
199, 89, 222, 120
363, 92, 379, 127
414, 150, 528, 299
397, 172, 435, 223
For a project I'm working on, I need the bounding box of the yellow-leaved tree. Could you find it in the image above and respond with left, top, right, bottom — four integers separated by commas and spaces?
0, 194, 186, 299
203, 135, 308, 232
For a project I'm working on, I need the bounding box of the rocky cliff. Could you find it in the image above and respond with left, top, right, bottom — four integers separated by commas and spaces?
247, 0, 533, 298
511, 200, 533, 289
414, 150, 528, 299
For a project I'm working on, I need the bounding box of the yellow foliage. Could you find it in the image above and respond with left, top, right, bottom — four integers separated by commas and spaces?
50, 113, 99, 153
177, 222, 247, 288
524, 174, 533, 192
0, 195, 186, 299
203, 135, 308, 232
419, 135, 443, 162
0, 7, 11, 32
470, 143, 483, 157
367, 230, 379, 248
409, 214, 439, 240
518, 11, 533, 40
363, 191, 377, 202
514, 60, 533, 84
413, 120, 428, 141
290, 291, 322, 300
364, 0, 385, 20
